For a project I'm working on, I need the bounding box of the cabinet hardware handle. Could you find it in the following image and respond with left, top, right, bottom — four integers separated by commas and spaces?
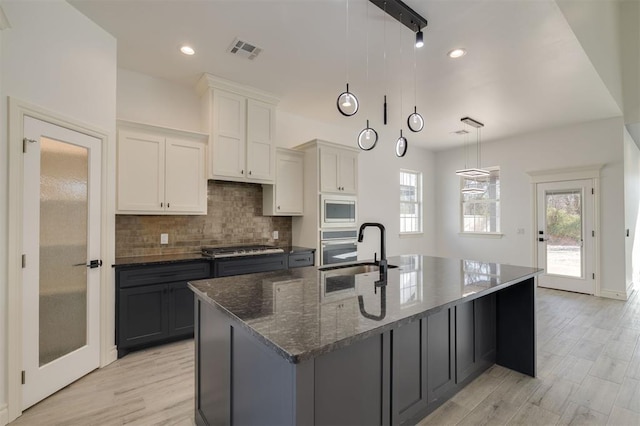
241, 169, 244, 174
277, 205, 281, 210
167, 203, 170, 208
249, 171, 252, 175
160, 202, 163, 207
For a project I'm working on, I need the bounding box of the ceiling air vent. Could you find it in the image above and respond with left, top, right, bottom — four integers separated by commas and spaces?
227, 38, 262, 60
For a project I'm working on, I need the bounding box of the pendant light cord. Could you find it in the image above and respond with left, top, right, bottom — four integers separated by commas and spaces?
413, 30, 417, 107
399, 13, 403, 122
345, 0, 350, 84
383, 2, 387, 97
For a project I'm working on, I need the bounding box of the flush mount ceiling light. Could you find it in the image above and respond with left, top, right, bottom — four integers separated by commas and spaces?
180, 45, 195, 55
456, 117, 490, 179
448, 48, 467, 58
337, 0, 359, 117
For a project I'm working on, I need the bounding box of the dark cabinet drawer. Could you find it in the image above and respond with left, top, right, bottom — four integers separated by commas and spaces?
117, 261, 211, 288
214, 254, 286, 278
288, 252, 314, 268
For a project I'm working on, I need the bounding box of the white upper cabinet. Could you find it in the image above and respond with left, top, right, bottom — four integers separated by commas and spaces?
117, 121, 208, 215
263, 148, 304, 216
247, 99, 276, 181
212, 91, 246, 179
320, 146, 358, 194
199, 74, 278, 184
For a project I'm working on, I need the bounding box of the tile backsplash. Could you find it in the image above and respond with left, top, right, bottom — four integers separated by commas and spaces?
116, 180, 292, 257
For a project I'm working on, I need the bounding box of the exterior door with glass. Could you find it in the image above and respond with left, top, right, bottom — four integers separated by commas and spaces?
536, 179, 595, 294
21, 116, 102, 409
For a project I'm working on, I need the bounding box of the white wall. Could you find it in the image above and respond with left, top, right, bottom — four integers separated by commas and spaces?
0, 0, 116, 422
556, 0, 623, 113
0, 13, 6, 426
624, 128, 640, 293
435, 117, 628, 298
117, 68, 201, 132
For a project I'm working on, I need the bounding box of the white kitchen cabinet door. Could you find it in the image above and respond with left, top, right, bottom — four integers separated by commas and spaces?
246, 99, 275, 182
165, 137, 207, 214
212, 90, 246, 179
319, 146, 357, 194
338, 150, 358, 194
320, 147, 340, 193
276, 150, 304, 215
117, 129, 165, 212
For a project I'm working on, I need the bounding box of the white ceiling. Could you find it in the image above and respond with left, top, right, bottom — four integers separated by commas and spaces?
69, 0, 622, 151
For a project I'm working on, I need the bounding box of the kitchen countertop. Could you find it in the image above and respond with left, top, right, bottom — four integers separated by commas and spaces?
188, 255, 542, 363
113, 246, 315, 267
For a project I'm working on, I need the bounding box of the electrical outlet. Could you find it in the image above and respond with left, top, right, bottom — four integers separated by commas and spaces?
160, 233, 169, 244
272, 230, 279, 240
517, 228, 525, 235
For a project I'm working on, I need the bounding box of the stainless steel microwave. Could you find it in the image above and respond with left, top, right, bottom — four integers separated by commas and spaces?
320, 195, 357, 227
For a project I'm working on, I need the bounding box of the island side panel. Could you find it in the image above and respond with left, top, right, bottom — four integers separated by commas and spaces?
496, 277, 536, 377
195, 296, 303, 426
195, 298, 230, 425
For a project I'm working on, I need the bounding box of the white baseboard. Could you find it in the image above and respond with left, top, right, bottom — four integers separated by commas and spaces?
600, 288, 629, 301
1, 403, 9, 426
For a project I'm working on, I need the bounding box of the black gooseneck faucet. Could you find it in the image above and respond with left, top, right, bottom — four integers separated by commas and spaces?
358, 222, 387, 276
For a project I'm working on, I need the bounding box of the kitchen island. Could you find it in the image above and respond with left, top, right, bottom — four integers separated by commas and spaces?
189, 255, 541, 425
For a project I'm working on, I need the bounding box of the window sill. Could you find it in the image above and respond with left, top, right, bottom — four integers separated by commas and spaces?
458, 232, 504, 239
399, 232, 424, 238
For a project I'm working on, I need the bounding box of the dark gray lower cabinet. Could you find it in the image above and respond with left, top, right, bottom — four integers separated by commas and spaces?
455, 294, 497, 384
116, 260, 211, 357
195, 291, 509, 426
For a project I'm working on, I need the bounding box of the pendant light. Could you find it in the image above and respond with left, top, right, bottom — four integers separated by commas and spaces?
358, 0, 378, 150
455, 117, 488, 178
395, 13, 408, 158
382, 1, 388, 125
407, 29, 424, 132
337, 0, 358, 116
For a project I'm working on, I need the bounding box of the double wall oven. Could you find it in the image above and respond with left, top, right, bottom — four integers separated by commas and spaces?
319, 189, 359, 266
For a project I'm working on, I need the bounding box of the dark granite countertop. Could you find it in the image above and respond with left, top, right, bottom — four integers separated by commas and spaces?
113, 246, 314, 267
189, 255, 542, 364
113, 253, 209, 267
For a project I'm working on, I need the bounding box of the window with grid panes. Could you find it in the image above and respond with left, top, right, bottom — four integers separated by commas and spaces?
461, 168, 500, 233
400, 170, 422, 234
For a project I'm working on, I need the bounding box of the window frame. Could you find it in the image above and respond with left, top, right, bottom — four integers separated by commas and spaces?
399, 169, 423, 235
459, 166, 502, 236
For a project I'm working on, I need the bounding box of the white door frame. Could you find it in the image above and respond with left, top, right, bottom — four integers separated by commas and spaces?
527, 165, 603, 296
6, 97, 116, 422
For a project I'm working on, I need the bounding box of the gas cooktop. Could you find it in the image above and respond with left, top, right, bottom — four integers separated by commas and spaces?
201, 245, 284, 259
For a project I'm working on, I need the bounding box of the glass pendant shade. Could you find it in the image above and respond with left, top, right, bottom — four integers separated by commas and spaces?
358, 120, 378, 151
407, 106, 424, 132
395, 130, 408, 157
337, 83, 359, 116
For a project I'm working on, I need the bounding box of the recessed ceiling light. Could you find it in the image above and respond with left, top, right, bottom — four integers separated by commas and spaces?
447, 48, 467, 59
180, 45, 195, 56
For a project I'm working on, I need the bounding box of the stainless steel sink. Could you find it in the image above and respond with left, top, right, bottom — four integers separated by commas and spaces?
319, 262, 398, 275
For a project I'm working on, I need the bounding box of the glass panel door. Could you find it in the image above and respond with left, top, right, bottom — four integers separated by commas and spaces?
39, 137, 89, 366
545, 189, 583, 278
536, 179, 595, 295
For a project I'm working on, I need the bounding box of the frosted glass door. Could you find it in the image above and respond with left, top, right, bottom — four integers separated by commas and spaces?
39, 137, 89, 365
22, 116, 101, 410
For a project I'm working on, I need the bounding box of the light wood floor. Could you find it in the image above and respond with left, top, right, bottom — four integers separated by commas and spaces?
10, 287, 640, 426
